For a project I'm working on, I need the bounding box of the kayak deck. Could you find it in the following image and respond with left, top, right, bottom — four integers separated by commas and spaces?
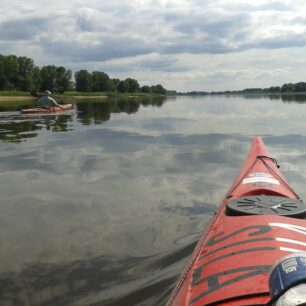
21, 104, 73, 114
167, 137, 306, 306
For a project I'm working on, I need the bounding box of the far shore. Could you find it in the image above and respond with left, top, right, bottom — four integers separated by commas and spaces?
70, 95, 108, 99
0, 93, 167, 103
0, 96, 36, 101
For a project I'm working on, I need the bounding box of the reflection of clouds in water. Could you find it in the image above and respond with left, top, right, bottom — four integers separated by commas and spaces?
2, 129, 306, 271
261, 135, 306, 200
0, 130, 247, 274
2, 97, 306, 305
107, 96, 306, 137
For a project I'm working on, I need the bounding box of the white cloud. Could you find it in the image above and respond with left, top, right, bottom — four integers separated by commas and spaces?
1, 0, 306, 91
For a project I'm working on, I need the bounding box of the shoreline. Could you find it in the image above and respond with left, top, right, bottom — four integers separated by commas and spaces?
0, 93, 166, 102
0, 96, 35, 100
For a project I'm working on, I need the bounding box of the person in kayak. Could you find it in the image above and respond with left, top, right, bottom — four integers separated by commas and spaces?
38, 90, 59, 108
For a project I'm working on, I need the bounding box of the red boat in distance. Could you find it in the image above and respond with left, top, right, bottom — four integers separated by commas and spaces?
167, 137, 306, 306
21, 104, 73, 114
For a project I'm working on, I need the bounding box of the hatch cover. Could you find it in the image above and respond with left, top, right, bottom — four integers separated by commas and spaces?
226, 196, 306, 217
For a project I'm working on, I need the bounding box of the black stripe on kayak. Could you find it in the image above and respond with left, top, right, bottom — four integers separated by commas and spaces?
190, 264, 271, 305
192, 246, 275, 287
198, 237, 273, 262
205, 225, 272, 247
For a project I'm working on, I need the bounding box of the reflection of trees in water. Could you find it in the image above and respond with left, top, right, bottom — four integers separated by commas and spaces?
0, 121, 40, 142
280, 94, 306, 103
0, 115, 72, 143
47, 115, 72, 133
0, 97, 167, 143
0, 100, 35, 112
76, 97, 166, 125
241, 93, 306, 103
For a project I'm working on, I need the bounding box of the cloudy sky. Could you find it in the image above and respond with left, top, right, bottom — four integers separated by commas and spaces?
1, 0, 306, 91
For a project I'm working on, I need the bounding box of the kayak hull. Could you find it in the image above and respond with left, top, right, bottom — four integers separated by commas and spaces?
167, 137, 306, 306
21, 104, 73, 114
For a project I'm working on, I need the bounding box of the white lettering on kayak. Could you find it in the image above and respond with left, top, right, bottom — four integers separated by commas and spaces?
276, 237, 306, 247
270, 223, 306, 235
242, 177, 280, 185
280, 247, 305, 253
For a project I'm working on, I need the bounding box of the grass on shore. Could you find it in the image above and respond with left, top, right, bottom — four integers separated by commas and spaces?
0, 90, 164, 98
0, 91, 32, 96
61, 91, 161, 97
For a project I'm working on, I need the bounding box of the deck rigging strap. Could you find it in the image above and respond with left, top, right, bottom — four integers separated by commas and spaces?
258, 155, 300, 200
227, 155, 300, 200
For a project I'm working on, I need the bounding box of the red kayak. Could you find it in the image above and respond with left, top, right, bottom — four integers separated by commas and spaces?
21, 104, 73, 114
167, 137, 306, 306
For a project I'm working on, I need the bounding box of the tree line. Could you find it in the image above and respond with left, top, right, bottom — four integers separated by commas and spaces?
181, 82, 306, 96
0, 54, 167, 94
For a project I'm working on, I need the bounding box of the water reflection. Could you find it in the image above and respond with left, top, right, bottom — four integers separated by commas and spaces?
223, 93, 306, 103
1, 95, 306, 305
0, 249, 192, 306
76, 97, 165, 126
0, 97, 166, 143
0, 114, 73, 143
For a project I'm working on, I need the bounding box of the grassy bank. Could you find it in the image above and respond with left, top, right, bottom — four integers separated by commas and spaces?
60, 91, 163, 98
0, 91, 167, 107
0, 90, 166, 99
0, 91, 32, 97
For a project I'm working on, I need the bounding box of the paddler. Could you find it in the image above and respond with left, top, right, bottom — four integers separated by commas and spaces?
38, 90, 59, 108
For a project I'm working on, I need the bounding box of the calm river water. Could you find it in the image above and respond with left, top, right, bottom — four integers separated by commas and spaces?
1, 95, 306, 305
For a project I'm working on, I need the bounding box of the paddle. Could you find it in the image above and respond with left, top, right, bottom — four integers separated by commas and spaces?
55, 103, 65, 110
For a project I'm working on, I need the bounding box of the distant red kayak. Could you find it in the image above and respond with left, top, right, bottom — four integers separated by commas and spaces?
21, 104, 73, 114
167, 137, 306, 306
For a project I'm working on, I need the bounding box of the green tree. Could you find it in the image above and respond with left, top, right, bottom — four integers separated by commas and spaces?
112, 78, 120, 91
15, 56, 34, 91
140, 85, 151, 93
151, 84, 167, 94
75, 70, 93, 92
54, 66, 72, 93
269, 86, 281, 93
0, 56, 5, 89
3, 55, 19, 89
105, 79, 116, 92
281, 83, 294, 92
92, 71, 110, 91
294, 82, 306, 92
31, 66, 42, 94
117, 80, 129, 93
40, 65, 57, 92
125, 78, 139, 93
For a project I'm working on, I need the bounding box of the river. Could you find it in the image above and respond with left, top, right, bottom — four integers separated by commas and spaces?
1, 94, 306, 305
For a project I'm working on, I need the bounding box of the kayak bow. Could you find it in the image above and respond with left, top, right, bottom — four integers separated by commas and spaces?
167, 137, 306, 306
21, 104, 73, 114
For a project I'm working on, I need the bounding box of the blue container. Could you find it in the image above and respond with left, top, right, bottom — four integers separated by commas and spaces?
269, 252, 306, 299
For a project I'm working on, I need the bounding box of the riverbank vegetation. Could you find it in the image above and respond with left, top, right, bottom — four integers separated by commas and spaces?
181, 82, 306, 96
0, 54, 167, 95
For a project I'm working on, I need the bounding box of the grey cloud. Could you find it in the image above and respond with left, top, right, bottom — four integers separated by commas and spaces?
253, 33, 306, 50
0, 17, 49, 41
171, 12, 250, 38
2, 2, 303, 62
3, 0, 306, 92
162, 39, 237, 55
135, 57, 191, 72
42, 36, 153, 62
157, 11, 252, 55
